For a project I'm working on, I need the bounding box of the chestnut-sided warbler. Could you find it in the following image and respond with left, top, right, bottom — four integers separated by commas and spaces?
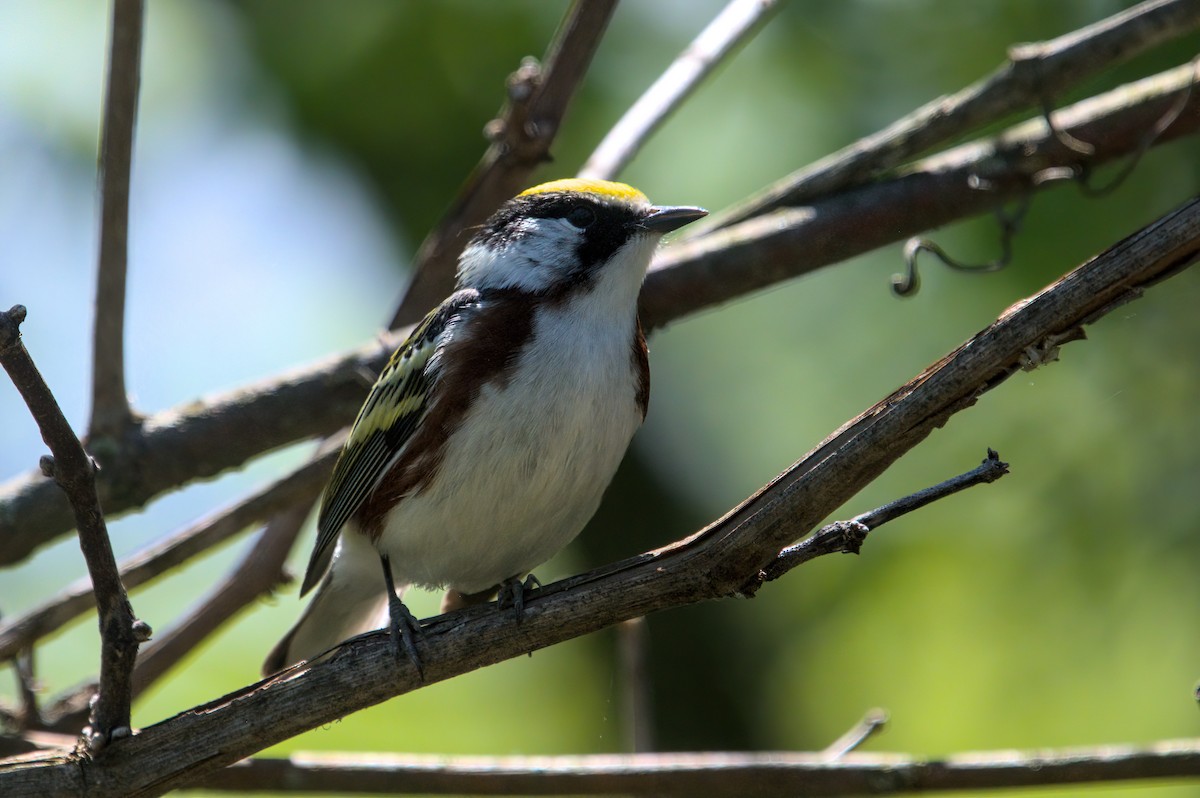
263, 178, 706, 676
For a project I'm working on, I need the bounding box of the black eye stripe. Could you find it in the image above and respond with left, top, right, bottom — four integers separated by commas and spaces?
471, 192, 643, 272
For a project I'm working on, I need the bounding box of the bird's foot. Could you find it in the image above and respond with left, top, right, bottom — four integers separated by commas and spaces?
386, 590, 425, 680
497, 573, 541, 622
381, 554, 425, 680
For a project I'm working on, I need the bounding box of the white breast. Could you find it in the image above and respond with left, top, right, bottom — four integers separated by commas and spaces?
373, 242, 652, 593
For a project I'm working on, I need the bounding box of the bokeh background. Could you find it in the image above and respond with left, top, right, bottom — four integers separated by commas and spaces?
2, 1, 1199, 796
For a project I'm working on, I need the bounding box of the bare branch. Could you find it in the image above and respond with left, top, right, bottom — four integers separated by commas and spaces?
690, 0, 1200, 235
579, 0, 780, 181
820, 709, 889, 761
12, 648, 42, 730
0, 453, 332, 663
0, 306, 145, 748
681, 199, 1197, 590
389, 0, 619, 329
184, 739, 1200, 795
1, 194, 1194, 797
641, 61, 1200, 328
758, 450, 1009, 586
90, 0, 144, 440
1, 61, 1196, 568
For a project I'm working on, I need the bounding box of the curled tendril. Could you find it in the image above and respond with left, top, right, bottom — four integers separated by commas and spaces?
893, 195, 1030, 297
1036, 54, 1198, 197
895, 55, 1198, 298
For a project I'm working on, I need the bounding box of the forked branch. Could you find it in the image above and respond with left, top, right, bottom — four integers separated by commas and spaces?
0, 307, 146, 749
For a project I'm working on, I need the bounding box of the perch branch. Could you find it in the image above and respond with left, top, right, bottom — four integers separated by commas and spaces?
390, 0, 618, 329
579, 0, 780, 181
1, 191, 1195, 798
0, 306, 145, 749
89, 0, 144, 440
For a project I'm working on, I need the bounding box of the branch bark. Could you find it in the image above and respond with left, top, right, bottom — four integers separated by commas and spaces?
2, 192, 1195, 798
641, 60, 1200, 329
187, 739, 1200, 795
0, 306, 145, 748
578, 0, 780, 181
389, 0, 619, 329
3, 61, 1195, 568
689, 0, 1200, 235
89, 0, 143, 440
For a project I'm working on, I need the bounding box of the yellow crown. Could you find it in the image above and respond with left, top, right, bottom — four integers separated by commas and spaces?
519, 178, 648, 204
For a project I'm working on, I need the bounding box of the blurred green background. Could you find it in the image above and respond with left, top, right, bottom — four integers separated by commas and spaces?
1, 1, 1198, 796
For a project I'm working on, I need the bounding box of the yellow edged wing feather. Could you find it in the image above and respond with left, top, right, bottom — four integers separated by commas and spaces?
300, 289, 482, 594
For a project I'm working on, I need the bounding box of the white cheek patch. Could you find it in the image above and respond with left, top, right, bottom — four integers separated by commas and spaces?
458, 219, 584, 293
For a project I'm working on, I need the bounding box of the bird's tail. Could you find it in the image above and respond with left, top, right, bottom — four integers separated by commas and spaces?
262, 533, 390, 676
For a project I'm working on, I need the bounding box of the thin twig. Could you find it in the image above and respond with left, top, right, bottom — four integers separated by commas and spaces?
0, 306, 145, 750
389, 0, 618, 329
90, 0, 144, 440
3, 195, 1196, 796
820, 709, 889, 761
688, 0, 1200, 236
0, 452, 333, 663
185, 739, 1200, 795
579, 0, 780, 181
14, 648, 42, 730
756, 450, 1008, 587
2, 61, 1197, 566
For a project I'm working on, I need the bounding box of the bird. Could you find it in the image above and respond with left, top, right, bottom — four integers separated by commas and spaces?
262, 178, 707, 677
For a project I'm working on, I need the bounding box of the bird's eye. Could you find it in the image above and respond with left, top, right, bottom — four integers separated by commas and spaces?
566, 206, 596, 229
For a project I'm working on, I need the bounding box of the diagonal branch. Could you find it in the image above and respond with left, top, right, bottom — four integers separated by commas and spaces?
578, 0, 780, 181
188, 738, 1200, 796
688, 0, 1200, 235
2, 191, 1195, 798
641, 60, 1200, 328
2, 60, 1196, 567
0, 306, 146, 749
389, 0, 619, 329
90, 0, 144, 440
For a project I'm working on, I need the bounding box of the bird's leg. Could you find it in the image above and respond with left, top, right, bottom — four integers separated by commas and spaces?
380, 555, 425, 680
497, 573, 542, 622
